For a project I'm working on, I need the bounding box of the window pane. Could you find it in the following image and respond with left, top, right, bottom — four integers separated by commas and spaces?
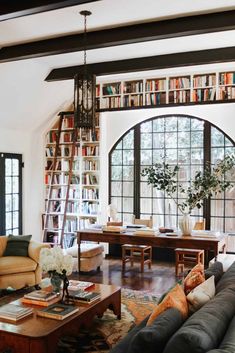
140, 182, 152, 197
111, 166, 122, 180
165, 133, 177, 148
165, 117, 177, 131
141, 121, 152, 133
211, 148, 224, 164
153, 119, 164, 132
5, 177, 11, 193
178, 132, 190, 148
191, 131, 203, 147
191, 119, 204, 130
140, 198, 152, 213
153, 133, 164, 149
178, 149, 190, 164
191, 149, 203, 164
178, 118, 190, 131
12, 177, 19, 193
5, 159, 12, 176
5, 212, 12, 229
111, 150, 122, 165
123, 198, 133, 212
123, 182, 133, 197
123, 131, 134, 149
141, 150, 152, 164
13, 211, 19, 228
211, 127, 224, 146
12, 159, 19, 176
141, 133, 152, 149
123, 166, 134, 181
5, 195, 12, 212
13, 194, 19, 211
165, 149, 177, 164
153, 198, 164, 214
123, 150, 134, 165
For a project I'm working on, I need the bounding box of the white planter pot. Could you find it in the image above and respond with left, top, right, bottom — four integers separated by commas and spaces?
179, 213, 193, 236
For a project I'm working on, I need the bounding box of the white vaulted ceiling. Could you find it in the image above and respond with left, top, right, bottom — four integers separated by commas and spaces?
0, 0, 235, 131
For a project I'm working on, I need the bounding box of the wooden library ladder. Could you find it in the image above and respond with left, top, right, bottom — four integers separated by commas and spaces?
43, 112, 79, 248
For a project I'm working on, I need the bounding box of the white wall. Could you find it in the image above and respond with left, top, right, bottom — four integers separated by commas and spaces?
99, 103, 235, 222
0, 128, 43, 240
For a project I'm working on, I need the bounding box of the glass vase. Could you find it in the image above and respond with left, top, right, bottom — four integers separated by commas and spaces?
179, 213, 193, 236
50, 273, 62, 293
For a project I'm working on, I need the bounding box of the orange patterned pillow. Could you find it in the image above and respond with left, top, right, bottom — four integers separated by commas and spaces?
184, 263, 205, 295
146, 284, 188, 326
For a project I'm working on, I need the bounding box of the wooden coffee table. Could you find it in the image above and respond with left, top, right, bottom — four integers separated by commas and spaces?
0, 284, 121, 353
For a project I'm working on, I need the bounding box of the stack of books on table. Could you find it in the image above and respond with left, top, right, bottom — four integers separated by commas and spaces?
68, 289, 101, 304
0, 303, 33, 323
68, 280, 95, 292
37, 303, 79, 320
21, 289, 61, 306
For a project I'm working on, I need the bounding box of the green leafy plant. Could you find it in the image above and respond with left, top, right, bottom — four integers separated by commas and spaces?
141, 155, 235, 215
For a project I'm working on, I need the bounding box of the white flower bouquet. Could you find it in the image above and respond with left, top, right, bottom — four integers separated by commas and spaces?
39, 246, 73, 277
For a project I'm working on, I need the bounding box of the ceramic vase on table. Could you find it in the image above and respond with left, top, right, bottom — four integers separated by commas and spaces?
179, 213, 193, 236
50, 272, 62, 293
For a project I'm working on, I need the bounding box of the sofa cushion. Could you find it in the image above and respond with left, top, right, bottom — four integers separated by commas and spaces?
184, 263, 205, 295
205, 261, 223, 284
127, 308, 184, 353
147, 284, 188, 326
0, 256, 37, 275
3, 234, 32, 257
186, 275, 215, 312
215, 261, 235, 293
163, 287, 235, 353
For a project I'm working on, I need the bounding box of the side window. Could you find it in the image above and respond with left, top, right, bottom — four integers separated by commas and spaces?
0, 153, 22, 235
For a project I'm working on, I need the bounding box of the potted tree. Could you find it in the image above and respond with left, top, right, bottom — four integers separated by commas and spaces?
141, 155, 235, 235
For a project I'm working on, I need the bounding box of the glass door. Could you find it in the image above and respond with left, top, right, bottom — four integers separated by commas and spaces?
0, 153, 23, 235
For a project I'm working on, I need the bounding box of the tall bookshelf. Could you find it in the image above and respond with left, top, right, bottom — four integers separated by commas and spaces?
43, 112, 100, 247
96, 70, 235, 110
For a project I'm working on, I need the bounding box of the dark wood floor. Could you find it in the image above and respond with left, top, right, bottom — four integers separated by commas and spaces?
73, 257, 181, 297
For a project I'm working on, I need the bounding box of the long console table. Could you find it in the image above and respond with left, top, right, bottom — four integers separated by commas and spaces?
77, 230, 227, 272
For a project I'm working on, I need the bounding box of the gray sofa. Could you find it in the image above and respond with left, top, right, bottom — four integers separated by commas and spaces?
110, 261, 235, 353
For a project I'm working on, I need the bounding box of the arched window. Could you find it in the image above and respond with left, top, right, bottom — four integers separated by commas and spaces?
109, 115, 235, 232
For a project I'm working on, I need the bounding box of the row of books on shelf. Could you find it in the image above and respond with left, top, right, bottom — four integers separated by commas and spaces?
82, 146, 99, 157
169, 77, 190, 90
46, 187, 80, 200
83, 159, 99, 170
123, 95, 143, 107
145, 79, 166, 92
64, 219, 78, 232
219, 86, 235, 100
123, 81, 143, 94
81, 201, 99, 215
79, 217, 96, 229
192, 87, 216, 102
102, 84, 121, 95
82, 174, 98, 185
102, 96, 122, 109
82, 188, 99, 200
193, 74, 216, 87
220, 72, 235, 85
169, 90, 190, 104
145, 92, 166, 105
81, 128, 100, 142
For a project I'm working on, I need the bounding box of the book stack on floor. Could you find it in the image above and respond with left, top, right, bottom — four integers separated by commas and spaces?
21, 289, 61, 307
0, 303, 33, 323
37, 303, 79, 320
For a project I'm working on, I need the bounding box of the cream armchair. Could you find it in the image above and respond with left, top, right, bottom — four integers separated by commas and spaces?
0, 236, 50, 290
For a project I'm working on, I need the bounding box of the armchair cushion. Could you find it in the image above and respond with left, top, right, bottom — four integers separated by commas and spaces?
3, 234, 32, 257
0, 256, 37, 275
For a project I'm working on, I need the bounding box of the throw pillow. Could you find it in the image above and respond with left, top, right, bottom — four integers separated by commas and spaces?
187, 275, 215, 312
3, 234, 32, 257
127, 308, 184, 353
184, 263, 205, 295
146, 284, 188, 326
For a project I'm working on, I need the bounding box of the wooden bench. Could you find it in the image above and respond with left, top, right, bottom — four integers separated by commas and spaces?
175, 248, 204, 276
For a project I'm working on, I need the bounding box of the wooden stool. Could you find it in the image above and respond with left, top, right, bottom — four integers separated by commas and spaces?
175, 248, 204, 276
122, 244, 152, 273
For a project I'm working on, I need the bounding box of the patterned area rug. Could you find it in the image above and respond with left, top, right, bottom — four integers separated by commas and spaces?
0, 288, 159, 353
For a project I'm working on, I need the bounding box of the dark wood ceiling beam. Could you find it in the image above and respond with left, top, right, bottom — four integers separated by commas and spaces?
45, 46, 235, 81
0, 1, 100, 21
1, 10, 235, 62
